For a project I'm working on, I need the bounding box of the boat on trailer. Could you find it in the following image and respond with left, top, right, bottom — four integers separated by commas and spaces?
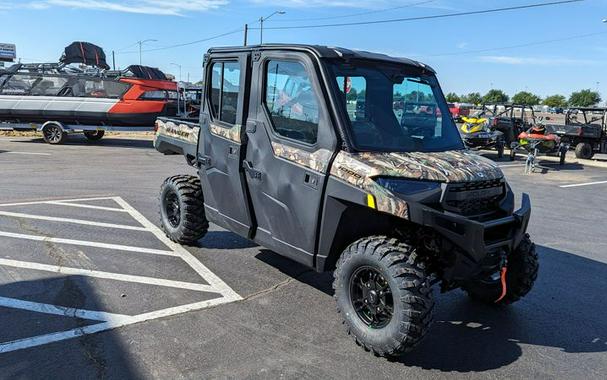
0, 42, 178, 144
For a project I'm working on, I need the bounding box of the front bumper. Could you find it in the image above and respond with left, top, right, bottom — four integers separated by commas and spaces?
409, 193, 531, 280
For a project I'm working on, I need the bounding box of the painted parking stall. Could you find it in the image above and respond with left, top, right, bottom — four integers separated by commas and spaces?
0, 196, 241, 353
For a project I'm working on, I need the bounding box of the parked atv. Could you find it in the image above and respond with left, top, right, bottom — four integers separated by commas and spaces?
155, 44, 538, 358
510, 117, 568, 173
459, 115, 505, 158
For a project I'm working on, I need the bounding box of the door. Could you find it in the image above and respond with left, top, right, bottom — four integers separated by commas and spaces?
244, 52, 337, 266
198, 53, 253, 238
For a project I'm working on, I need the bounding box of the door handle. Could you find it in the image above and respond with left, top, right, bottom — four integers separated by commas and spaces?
303, 172, 319, 189
243, 160, 262, 180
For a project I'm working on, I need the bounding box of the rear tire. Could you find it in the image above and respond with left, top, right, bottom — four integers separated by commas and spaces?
333, 236, 434, 357
42, 123, 67, 145
84, 130, 105, 141
463, 234, 538, 305
159, 175, 208, 245
575, 142, 594, 159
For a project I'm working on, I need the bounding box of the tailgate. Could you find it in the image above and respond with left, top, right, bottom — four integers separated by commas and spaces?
154, 117, 199, 164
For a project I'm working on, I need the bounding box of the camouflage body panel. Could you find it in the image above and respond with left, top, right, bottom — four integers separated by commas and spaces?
209, 123, 241, 143
271, 142, 333, 173
330, 150, 503, 219
154, 118, 199, 145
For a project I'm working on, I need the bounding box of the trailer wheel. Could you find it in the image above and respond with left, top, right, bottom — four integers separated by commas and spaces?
574, 142, 594, 159
159, 175, 208, 245
463, 234, 538, 305
333, 236, 434, 357
42, 123, 67, 145
84, 130, 105, 141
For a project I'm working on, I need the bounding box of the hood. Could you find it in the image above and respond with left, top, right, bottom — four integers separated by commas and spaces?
331, 150, 503, 185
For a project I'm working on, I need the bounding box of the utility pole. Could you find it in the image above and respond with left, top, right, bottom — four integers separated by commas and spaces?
137, 39, 158, 65
112, 50, 116, 70
244, 24, 248, 46
259, 11, 286, 44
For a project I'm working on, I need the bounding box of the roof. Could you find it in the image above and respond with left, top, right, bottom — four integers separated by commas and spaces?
207, 44, 435, 73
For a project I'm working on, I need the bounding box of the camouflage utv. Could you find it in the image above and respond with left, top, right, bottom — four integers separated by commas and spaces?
155, 44, 538, 357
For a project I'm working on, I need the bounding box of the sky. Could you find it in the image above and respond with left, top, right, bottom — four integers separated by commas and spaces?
1, 0, 606, 99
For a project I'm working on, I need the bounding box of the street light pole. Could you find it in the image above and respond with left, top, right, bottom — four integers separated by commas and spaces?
137, 39, 158, 65
259, 11, 286, 44
171, 63, 182, 82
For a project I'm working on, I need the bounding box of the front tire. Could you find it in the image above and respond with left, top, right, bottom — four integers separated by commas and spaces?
463, 234, 538, 305
159, 175, 209, 245
333, 236, 434, 357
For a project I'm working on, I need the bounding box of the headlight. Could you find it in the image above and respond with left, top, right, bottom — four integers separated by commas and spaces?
374, 177, 441, 196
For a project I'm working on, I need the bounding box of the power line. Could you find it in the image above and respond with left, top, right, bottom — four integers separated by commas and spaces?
423, 31, 607, 57
271, 0, 437, 23
116, 28, 244, 55
250, 0, 584, 30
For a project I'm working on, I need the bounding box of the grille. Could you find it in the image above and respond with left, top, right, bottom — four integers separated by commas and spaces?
444, 179, 505, 217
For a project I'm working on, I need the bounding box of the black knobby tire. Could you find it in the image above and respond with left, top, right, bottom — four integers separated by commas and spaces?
159, 175, 209, 245
84, 130, 105, 141
574, 142, 594, 160
496, 140, 505, 159
42, 123, 67, 145
333, 236, 434, 357
463, 234, 538, 305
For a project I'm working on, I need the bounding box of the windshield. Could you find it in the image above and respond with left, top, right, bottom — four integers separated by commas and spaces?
329, 61, 464, 152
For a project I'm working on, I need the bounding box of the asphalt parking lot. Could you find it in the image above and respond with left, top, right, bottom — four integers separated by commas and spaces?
0, 135, 606, 379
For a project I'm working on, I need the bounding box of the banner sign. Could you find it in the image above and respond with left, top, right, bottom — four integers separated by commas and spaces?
0, 43, 16, 62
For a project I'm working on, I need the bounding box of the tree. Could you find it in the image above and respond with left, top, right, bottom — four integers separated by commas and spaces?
569, 89, 601, 107
346, 88, 358, 102
462, 92, 482, 105
543, 94, 568, 108
445, 92, 461, 103
482, 89, 509, 104
512, 91, 541, 105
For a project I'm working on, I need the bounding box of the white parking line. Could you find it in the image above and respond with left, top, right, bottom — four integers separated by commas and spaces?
498, 163, 526, 168
3, 151, 51, 156
559, 180, 607, 188
0, 231, 178, 257
114, 197, 242, 299
0, 211, 148, 231
46, 201, 127, 213
0, 296, 130, 323
0, 196, 117, 208
0, 258, 219, 293
0, 196, 242, 354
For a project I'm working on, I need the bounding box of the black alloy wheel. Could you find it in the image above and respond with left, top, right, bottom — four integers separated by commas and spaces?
163, 189, 181, 228
349, 266, 393, 329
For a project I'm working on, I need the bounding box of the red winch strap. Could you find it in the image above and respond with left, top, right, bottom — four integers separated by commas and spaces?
494, 266, 508, 303
79, 42, 86, 65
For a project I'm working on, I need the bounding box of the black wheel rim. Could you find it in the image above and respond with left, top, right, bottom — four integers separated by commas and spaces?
164, 190, 181, 228
45, 126, 62, 143
349, 266, 393, 329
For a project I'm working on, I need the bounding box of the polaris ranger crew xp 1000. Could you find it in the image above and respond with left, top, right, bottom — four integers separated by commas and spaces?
156, 45, 537, 357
